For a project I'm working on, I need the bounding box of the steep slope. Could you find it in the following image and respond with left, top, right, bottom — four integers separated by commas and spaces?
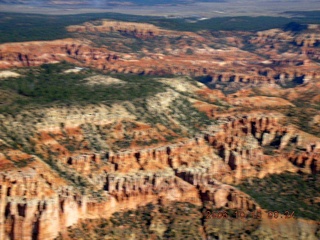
0, 19, 319, 240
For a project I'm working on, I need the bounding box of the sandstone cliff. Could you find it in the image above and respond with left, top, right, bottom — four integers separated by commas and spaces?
1, 110, 319, 239
0, 19, 319, 240
1, 22, 320, 87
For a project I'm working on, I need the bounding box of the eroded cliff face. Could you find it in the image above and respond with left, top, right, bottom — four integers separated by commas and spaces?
0, 39, 119, 69
0, 70, 319, 239
1, 39, 318, 85
0, 20, 319, 240
1, 22, 319, 87
252, 25, 320, 48
0, 145, 202, 239
1, 109, 319, 239
0, 148, 79, 240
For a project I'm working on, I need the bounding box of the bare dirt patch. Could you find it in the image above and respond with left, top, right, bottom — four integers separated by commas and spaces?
84, 75, 125, 86
0, 70, 20, 79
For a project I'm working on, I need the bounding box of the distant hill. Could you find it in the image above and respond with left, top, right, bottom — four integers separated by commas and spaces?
0, 0, 225, 6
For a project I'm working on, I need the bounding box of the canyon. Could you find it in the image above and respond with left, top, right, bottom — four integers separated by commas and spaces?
1, 21, 320, 86
0, 18, 319, 239
1, 109, 319, 239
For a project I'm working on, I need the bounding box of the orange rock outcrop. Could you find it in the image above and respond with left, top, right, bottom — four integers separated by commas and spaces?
0, 20, 320, 240
1, 22, 320, 85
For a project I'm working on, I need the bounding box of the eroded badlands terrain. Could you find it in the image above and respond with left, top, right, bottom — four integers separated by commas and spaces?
0, 19, 319, 239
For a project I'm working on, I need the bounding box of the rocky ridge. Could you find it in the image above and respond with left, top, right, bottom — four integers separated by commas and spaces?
1, 22, 320, 88
0, 20, 319, 240
1, 109, 319, 239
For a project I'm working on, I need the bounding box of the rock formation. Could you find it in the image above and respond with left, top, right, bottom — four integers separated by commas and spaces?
0, 39, 119, 69
1, 22, 319, 86
0, 19, 319, 240
67, 20, 202, 40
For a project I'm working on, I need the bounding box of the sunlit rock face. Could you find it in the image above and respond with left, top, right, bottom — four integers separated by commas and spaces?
0, 20, 319, 240
1, 110, 319, 239
1, 22, 320, 86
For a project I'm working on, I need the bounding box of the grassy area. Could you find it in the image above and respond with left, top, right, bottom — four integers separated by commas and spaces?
169, 97, 212, 133
284, 10, 320, 20
283, 102, 320, 137
237, 172, 320, 221
0, 12, 160, 43
1, 11, 320, 43
0, 62, 167, 114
